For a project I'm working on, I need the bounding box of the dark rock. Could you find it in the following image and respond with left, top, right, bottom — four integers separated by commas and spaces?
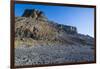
22, 9, 47, 21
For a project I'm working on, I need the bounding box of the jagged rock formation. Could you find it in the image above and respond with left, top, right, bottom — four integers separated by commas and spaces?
15, 9, 94, 66
22, 9, 48, 21
15, 9, 78, 41
22, 9, 77, 34
22, 9, 77, 33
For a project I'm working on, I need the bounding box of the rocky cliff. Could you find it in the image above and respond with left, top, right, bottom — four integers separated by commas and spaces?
15, 9, 79, 42
15, 9, 94, 46
15, 9, 94, 66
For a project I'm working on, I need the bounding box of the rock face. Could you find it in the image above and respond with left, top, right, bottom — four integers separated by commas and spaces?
22, 9, 47, 21
15, 9, 94, 66
22, 9, 77, 34
15, 9, 94, 48
56, 24, 77, 34
15, 9, 78, 41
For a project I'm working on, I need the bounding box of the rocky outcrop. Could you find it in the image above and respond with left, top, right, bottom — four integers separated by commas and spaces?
22, 9, 47, 21
56, 24, 77, 34
15, 9, 94, 66
15, 9, 93, 45
22, 9, 77, 34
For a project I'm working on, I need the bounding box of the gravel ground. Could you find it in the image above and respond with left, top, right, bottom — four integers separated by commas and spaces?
15, 44, 94, 66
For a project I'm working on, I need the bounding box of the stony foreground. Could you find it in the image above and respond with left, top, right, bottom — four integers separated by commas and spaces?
15, 44, 94, 66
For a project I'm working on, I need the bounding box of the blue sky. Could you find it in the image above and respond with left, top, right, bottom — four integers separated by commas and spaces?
15, 3, 94, 37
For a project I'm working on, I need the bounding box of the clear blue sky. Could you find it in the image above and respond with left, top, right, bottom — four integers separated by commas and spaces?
15, 3, 94, 37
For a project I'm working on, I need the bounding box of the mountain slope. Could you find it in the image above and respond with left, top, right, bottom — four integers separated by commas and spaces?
15, 9, 94, 47
15, 9, 94, 66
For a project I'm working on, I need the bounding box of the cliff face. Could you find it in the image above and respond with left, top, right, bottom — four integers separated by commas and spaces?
15, 9, 94, 47
22, 9, 77, 34
15, 9, 94, 66
15, 9, 78, 41
22, 9, 47, 21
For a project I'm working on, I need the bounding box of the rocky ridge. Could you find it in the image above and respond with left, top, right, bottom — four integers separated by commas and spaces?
15, 9, 94, 66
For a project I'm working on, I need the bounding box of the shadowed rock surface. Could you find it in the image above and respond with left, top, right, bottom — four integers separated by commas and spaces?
15, 9, 94, 66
